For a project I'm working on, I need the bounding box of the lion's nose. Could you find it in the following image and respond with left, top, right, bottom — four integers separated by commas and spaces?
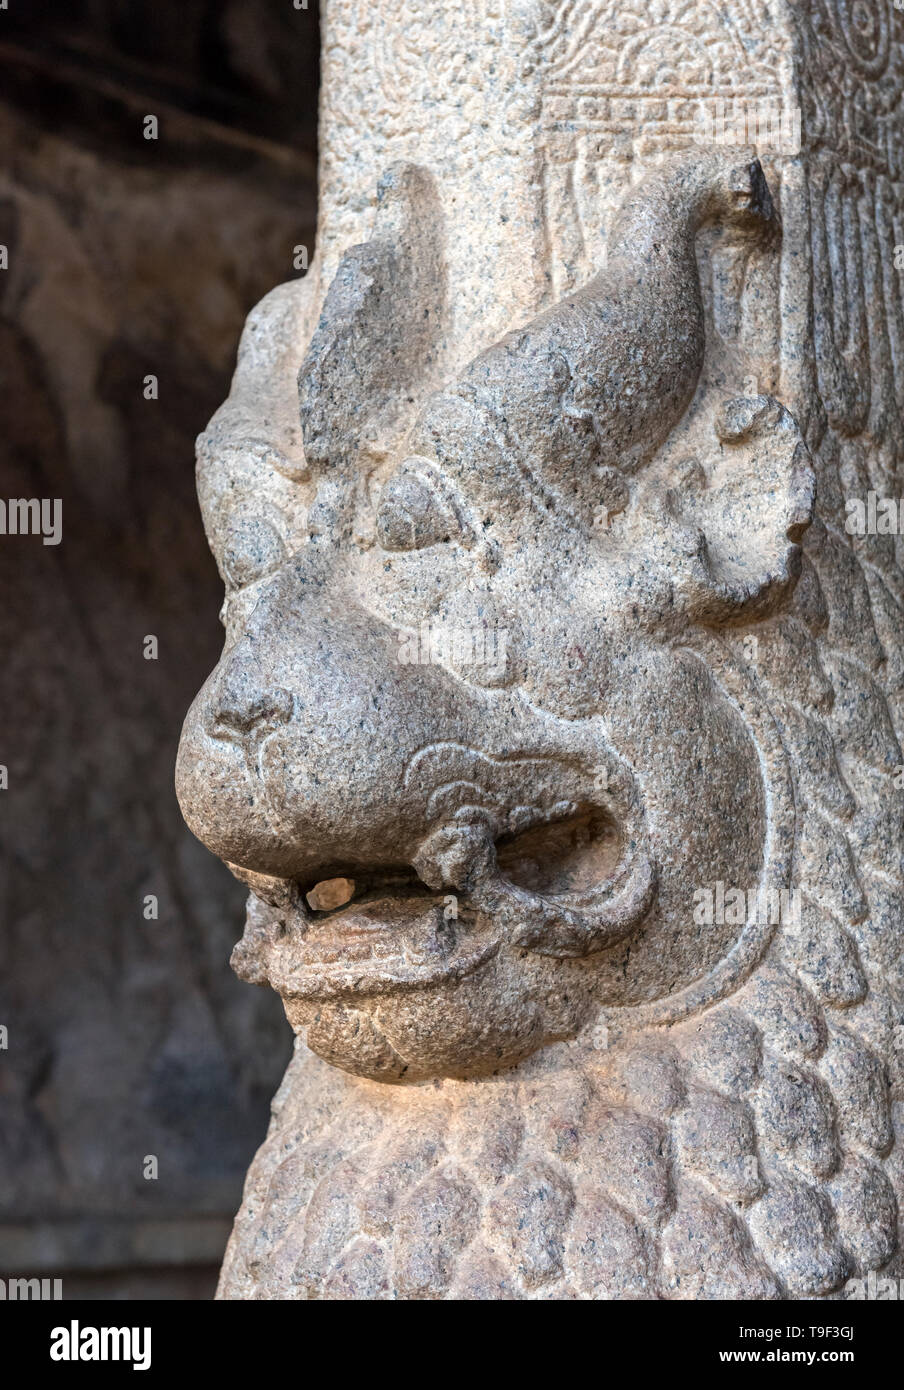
206, 685, 294, 741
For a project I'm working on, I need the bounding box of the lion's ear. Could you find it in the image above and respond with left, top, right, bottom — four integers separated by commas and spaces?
298, 163, 446, 478
659, 395, 815, 626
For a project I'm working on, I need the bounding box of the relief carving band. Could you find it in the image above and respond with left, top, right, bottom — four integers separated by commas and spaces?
176, 1, 904, 1300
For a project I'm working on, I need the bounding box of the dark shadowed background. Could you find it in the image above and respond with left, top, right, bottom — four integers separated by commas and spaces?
0, 0, 319, 1298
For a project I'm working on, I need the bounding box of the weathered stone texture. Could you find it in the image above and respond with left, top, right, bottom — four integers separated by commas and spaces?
0, 3, 319, 1290
176, 1, 904, 1298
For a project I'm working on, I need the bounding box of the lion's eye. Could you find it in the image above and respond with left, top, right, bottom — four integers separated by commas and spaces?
376, 470, 458, 552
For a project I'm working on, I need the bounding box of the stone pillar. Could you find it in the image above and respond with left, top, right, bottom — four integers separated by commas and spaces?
177, 2, 904, 1299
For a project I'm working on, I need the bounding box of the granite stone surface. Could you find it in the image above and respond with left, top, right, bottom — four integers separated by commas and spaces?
177, 0, 904, 1299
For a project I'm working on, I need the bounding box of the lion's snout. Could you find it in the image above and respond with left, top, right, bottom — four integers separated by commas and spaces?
205, 683, 294, 742
176, 561, 488, 883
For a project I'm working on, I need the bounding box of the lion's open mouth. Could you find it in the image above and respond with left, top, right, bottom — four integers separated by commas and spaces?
227, 806, 654, 998
229, 863, 502, 998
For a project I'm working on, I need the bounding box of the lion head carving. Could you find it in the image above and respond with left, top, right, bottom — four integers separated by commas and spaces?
177, 151, 815, 1083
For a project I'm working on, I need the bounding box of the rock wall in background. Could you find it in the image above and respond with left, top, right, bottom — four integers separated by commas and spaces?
0, 0, 318, 1297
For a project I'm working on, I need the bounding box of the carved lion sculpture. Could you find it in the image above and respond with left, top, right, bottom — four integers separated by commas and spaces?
177, 150, 904, 1299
